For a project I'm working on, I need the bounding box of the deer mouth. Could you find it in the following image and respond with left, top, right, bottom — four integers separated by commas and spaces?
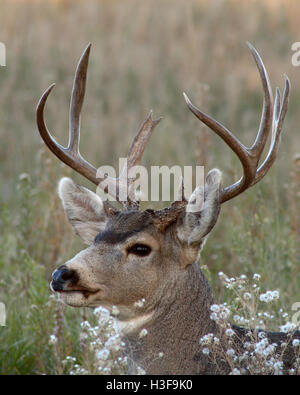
58, 288, 100, 299
50, 280, 100, 299
53, 286, 103, 308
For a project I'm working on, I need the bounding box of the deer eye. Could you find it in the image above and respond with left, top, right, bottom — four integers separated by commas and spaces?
127, 244, 152, 257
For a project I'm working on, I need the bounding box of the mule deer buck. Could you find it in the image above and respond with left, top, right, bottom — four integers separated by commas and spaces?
37, 43, 299, 374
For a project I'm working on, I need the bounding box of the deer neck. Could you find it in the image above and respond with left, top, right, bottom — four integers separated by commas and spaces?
123, 263, 217, 374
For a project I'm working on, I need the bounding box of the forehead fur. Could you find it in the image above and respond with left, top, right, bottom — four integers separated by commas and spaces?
95, 209, 155, 244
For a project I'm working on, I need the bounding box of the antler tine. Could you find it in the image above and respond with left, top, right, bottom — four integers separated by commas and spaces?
37, 44, 162, 209
183, 92, 249, 167
184, 43, 289, 204
253, 75, 290, 185
247, 42, 273, 158
183, 92, 255, 200
124, 111, 162, 208
175, 176, 186, 202
126, 110, 162, 171
69, 43, 91, 153
36, 44, 100, 186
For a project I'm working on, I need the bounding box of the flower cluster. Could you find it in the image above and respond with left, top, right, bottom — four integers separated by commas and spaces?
198, 271, 300, 375
280, 321, 297, 333
259, 291, 280, 303
60, 306, 146, 375
210, 303, 230, 328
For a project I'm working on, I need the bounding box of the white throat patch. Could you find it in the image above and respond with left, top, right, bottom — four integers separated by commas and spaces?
116, 312, 153, 335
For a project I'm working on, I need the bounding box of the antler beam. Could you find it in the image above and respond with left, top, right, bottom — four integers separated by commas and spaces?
36, 43, 161, 209
183, 42, 290, 204
37, 42, 290, 215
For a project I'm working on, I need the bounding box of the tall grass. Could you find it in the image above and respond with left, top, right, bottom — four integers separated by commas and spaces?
0, 0, 299, 374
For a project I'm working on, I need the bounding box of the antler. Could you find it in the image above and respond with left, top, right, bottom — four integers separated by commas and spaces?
37, 42, 290, 221
36, 43, 161, 209
183, 42, 290, 204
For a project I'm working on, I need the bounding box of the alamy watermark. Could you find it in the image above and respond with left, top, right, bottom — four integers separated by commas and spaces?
291, 42, 300, 67
95, 159, 205, 212
292, 302, 300, 326
0, 42, 6, 66
0, 302, 6, 326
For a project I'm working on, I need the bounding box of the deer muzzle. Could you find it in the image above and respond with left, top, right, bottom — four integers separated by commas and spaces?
51, 265, 79, 292
50, 264, 100, 298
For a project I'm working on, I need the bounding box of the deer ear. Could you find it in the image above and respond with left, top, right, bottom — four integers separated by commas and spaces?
177, 169, 222, 248
58, 177, 110, 245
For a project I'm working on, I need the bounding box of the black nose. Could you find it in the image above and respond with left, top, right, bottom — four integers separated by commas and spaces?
51, 265, 78, 292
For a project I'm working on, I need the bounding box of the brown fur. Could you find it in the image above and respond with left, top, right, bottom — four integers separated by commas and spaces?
53, 176, 299, 374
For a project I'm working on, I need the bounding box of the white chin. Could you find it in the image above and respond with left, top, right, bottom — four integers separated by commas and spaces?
59, 291, 101, 307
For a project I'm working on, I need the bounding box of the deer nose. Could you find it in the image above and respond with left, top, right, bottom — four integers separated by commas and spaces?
51, 265, 78, 292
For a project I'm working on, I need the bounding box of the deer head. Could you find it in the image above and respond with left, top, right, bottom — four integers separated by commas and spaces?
36, 44, 290, 372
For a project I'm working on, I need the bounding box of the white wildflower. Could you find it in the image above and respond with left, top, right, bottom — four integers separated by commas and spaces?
292, 339, 300, 347
49, 334, 57, 345
105, 335, 121, 351
210, 312, 217, 321
200, 333, 214, 345
280, 322, 296, 333
273, 361, 283, 375
259, 290, 280, 303
225, 328, 235, 337
65, 356, 76, 361
202, 347, 210, 355
139, 328, 148, 338
94, 307, 111, 326
94, 306, 110, 317
80, 320, 91, 329
243, 292, 252, 301
19, 173, 31, 181
226, 349, 235, 357
210, 304, 220, 313
136, 366, 146, 375
96, 349, 110, 361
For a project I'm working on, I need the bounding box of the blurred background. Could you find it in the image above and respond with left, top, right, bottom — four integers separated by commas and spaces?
0, 0, 299, 374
